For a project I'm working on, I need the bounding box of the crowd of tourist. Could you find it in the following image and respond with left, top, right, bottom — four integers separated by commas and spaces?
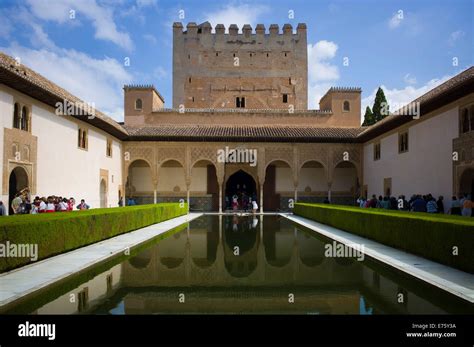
356, 193, 473, 216
225, 192, 259, 213
0, 189, 91, 216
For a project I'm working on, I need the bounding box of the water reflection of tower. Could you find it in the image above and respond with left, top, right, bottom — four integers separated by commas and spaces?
224, 215, 260, 278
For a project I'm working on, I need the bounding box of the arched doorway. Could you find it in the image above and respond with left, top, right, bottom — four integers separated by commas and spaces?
298, 160, 327, 203
126, 159, 153, 205
100, 179, 107, 208
459, 168, 474, 199
264, 160, 292, 211
8, 166, 29, 215
332, 161, 358, 205
190, 160, 218, 211
225, 170, 257, 211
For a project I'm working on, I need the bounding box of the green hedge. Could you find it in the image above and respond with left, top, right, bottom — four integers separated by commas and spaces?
0, 203, 188, 273
294, 203, 474, 273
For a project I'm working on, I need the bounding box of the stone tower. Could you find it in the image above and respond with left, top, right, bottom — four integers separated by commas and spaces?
172, 22, 308, 110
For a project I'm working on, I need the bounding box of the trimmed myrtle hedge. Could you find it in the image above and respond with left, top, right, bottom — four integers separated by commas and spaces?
0, 203, 187, 273
294, 203, 474, 273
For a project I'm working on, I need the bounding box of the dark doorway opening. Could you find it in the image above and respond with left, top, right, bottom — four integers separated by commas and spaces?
225, 170, 257, 211
8, 167, 28, 215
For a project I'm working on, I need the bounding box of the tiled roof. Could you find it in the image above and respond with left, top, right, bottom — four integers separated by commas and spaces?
1, 50, 473, 143
124, 124, 364, 142
0, 52, 128, 139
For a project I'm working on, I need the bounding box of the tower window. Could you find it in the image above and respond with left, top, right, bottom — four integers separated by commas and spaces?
236, 97, 246, 108
288, 78, 291, 85
266, 53, 269, 57
189, 77, 192, 83
135, 98, 142, 110
216, 52, 219, 57
282, 94, 288, 103
343, 101, 350, 112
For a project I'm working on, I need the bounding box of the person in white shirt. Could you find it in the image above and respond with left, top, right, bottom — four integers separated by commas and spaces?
251, 200, 258, 214
59, 198, 68, 211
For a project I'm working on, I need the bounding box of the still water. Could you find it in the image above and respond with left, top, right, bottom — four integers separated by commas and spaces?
7, 215, 474, 314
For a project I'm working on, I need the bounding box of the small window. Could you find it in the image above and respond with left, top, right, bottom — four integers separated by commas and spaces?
21, 106, 29, 131
135, 98, 143, 110
233, 53, 236, 58
236, 97, 245, 108
470, 106, 474, 131
282, 94, 288, 103
288, 78, 291, 85
461, 108, 469, 133
266, 53, 269, 57
216, 52, 219, 57
284, 52, 287, 57
399, 131, 409, 153
106, 139, 112, 157
189, 77, 192, 83
192, 96, 195, 102
78, 128, 88, 150
188, 54, 190, 59
13, 103, 20, 129
343, 101, 350, 112
374, 142, 381, 161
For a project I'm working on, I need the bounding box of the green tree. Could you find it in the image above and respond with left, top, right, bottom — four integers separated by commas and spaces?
372, 87, 389, 122
362, 106, 374, 126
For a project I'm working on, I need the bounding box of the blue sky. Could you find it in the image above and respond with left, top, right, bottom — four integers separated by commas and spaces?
0, 0, 472, 122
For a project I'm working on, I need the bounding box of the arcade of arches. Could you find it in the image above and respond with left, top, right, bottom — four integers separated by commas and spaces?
123, 143, 362, 212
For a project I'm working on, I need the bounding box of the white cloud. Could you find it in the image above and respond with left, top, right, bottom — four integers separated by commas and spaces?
153, 66, 167, 80
143, 34, 157, 45
27, 0, 133, 50
2, 43, 133, 121
388, 11, 403, 29
448, 30, 465, 46
362, 74, 454, 115
136, 0, 158, 7
204, 4, 269, 31
403, 73, 416, 85
307, 40, 340, 108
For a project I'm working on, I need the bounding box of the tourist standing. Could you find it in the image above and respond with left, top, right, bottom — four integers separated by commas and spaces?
449, 196, 461, 215
411, 195, 427, 212
11, 193, 22, 214
357, 196, 366, 208
461, 195, 472, 217
0, 201, 6, 216
426, 197, 438, 213
76, 199, 90, 210
436, 196, 444, 214
251, 200, 258, 214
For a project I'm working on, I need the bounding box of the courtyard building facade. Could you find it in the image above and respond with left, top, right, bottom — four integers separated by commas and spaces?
0, 23, 473, 214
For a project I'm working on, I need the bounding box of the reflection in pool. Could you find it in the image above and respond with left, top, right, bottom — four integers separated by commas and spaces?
8, 215, 474, 315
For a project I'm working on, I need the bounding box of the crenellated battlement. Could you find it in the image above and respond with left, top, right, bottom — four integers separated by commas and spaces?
172, 22, 308, 110
173, 22, 307, 37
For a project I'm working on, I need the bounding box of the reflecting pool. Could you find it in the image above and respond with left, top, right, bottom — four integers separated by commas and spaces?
5, 215, 473, 314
